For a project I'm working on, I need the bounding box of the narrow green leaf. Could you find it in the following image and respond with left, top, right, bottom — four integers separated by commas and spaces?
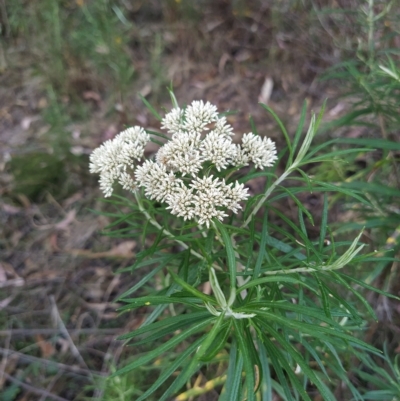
136, 337, 203, 401
330, 272, 377, 319
314, 99, 326, 131
195, 311, 226, 360
299, 337, 328, 377
290, 100, 308, 166
158, 348, 204, 401
112, 318, 212, 377
118, 295, 203, 310
257, 339, 272, 401
200, 319, 232, 362
314, 274, 332, 319
138, 93, 162, 121
214, 221, 237, 289
253, 213, 268, 279
222, 343, 243, 401
237, 276, 317, 294
341, 272, 400, 300
117, 256, 175, 300
242, 302, 344, 326
340, 138, 400, 151
145, 128, 169, 140
319, 193, 328, 252
259, 103, 292, 156
158, 313, 225, 401
249, 115, 259, 136
265, 323, 335, 401
312, 180, 371, 206
264, 235, 306, 261
233, 319, 255, 401
133, 315, 212, 346
167, 87, 179, 109
168, 269, 217, 304
118, 310, 210, 340
255, 310, 376, 352
261, 335, 297, 401
298, 208, 308, 239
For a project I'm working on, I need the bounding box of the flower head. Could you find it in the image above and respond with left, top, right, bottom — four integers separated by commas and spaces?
238, 133, 278, 169
89, 98, 277, 225
201, 131, 237, 171
89, 126, 149, 197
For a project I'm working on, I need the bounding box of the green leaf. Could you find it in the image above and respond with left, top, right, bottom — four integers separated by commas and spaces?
237, 276, 317, 294
233, 319, 256, 401
118, 310, 210, 341
263, 235, 306, 261
260, 334, 300, 401
158, 347, 204, 401
158, 313, 225, 401
118, 295, 203, 310
195, 311, 226, 360
342, 272, 400, 301
168, 269, 217, 304
312, 180, 372, 206
249, 115, 259, 136
256, 339, 272, 401
259, 102, 292, 156
288, 100, 308, 167
117, 255, 175, 299
200, 319, 232, 362
136, 337, 203, 401
112, 318, 213, 377
264, 323, 336, 401
254, 310, 376, 352
243, 302, 345, 326
221, 341, 243, 401
167, 87, 179, 109
138, 93, 162, 121
253, 213, 268, 279
314, 274, 332, 319
214, 221, 237, 289
340, 138, 400, 151
319, 192, 328, 252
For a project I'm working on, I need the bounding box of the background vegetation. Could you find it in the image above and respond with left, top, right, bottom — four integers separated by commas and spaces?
0, 0, 399, 400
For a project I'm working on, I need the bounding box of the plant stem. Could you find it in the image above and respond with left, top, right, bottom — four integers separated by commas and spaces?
241, 167, 294, 229
134, 191, 222, 270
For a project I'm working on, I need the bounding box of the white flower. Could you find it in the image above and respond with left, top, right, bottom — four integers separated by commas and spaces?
183, 100, 219, 133
118, 172, 137, 192
89, 126, 149, 197
117, 127, 150, 168
221, 181, 250, 213
99, 171, 116, 198
213, 117, 234, 138
233, 145, 250, 167
166, 184, 195, 221
161, 107, 184, 133
173, 149, 204, 176
201, 131, 237, 171
135, 161, 182, 202
157, 132, 202, 175
118, 126, 149, 147
89, 139, 122, 176
238, 133, 278, 169
134, 159, 154, 184
190, 176, 229, 227
90, 98, 278, 226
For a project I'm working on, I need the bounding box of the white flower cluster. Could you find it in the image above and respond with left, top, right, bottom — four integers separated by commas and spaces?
90, 100, 278, 227
89, 127, 149, 197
